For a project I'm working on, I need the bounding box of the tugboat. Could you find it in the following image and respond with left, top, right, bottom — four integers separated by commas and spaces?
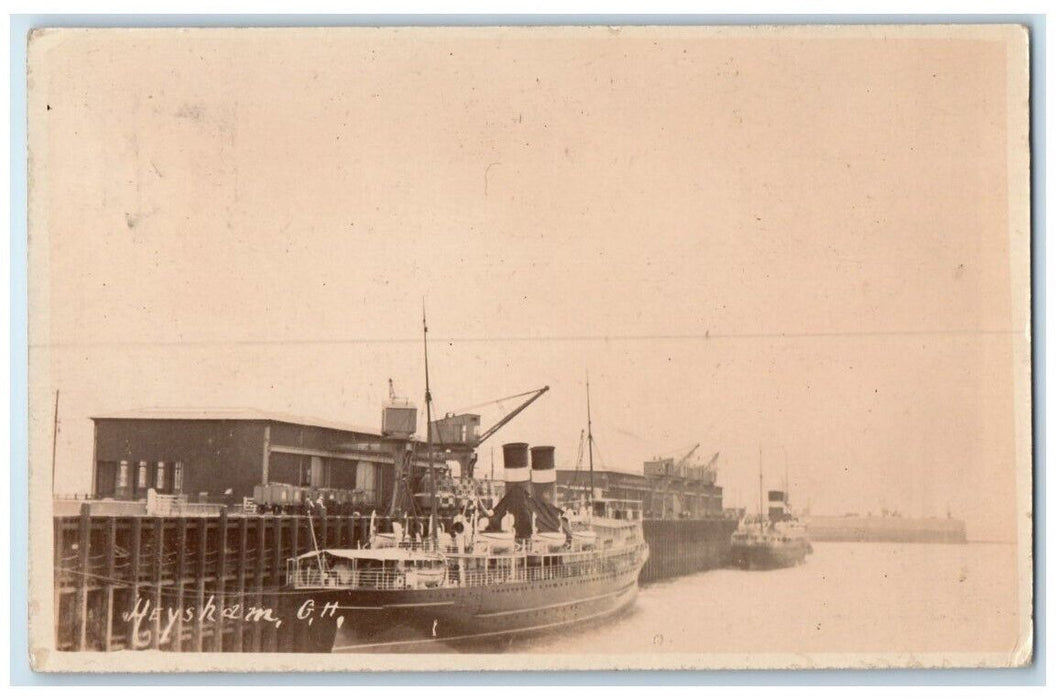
729, 449, 811, 570
278, 314, 649, 652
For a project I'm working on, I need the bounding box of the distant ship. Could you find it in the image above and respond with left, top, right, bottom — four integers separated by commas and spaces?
729, 449, 811, 570
730, 490, 811, 569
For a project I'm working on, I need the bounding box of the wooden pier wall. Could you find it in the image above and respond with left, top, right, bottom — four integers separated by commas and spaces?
54, 504, 397, 652
639, 518, 738, 583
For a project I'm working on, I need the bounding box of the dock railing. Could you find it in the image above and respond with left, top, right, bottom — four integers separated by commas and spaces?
146, 490, 224, 517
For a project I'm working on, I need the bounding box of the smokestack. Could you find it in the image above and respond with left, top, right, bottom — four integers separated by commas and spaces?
502, 443, 530, 493
768, 490, 787, 521
530, 445, 557, 504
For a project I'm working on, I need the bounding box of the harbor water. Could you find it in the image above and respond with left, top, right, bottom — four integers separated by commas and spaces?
391, 541, 1023, 657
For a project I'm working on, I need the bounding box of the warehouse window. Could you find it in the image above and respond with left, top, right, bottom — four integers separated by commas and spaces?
156, 462, 166, 490
117, 461, 129, 489
173, 462, 184, 493
137, 462, 148, 489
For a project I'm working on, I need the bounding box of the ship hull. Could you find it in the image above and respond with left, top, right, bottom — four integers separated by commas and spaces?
730, 540, 809, 570
279, 546, 647, 652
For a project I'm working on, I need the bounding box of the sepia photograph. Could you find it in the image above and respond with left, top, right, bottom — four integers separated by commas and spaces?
25, 23, 1032, 673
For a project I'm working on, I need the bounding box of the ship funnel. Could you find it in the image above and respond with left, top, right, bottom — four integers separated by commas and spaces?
768, 490, 788, 521
502, 442, 530, 492
530, 445, 557, 504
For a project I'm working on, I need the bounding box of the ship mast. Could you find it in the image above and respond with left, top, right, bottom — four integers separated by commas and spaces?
586, 372, 595, 507
758, 445, 764, 522
422, 303, 438, 540
783, 445, 790, 509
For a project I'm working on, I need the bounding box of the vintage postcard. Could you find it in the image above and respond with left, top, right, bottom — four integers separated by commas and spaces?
26, 24, 1032, 672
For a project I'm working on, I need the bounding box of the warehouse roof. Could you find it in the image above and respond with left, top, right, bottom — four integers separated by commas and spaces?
90, 407, 382, 437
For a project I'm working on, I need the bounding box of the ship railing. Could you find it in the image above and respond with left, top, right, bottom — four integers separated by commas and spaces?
369, 538, 447, 553
287, 542, 645, 590
450, 545, 645, 586
288, 567, 444, 591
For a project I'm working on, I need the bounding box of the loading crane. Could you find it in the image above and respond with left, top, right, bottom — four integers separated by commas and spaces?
655, 443, 702, 519
472, 386, 550, 447
427, 385, 550, 479
675, 443, 701, 471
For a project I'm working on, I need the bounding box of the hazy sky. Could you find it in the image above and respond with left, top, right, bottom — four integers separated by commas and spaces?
29, 26, 1029, 541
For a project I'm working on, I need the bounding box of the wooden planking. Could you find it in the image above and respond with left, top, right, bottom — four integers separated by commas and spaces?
104, 517, 117, 651
54, 515, 65, 649
235, 516, 248, 651
152, 518, 164, 649
638, 518, 737, 583
127, 517, 143, 649
250, 515, 266, 652
214, 509, 229, 652
53, 512, 375, 652
174, 517, 188, 651
194, 517, 207, 651
268, 517, 284, 652
73, 503, 91, 651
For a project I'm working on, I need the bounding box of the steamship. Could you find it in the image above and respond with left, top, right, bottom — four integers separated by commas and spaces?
278, 316, 648, 652
730, 488, 811, 570
279, 442, 649, 652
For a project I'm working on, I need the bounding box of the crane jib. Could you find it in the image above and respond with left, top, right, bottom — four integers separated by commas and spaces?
473, 386, 550, 446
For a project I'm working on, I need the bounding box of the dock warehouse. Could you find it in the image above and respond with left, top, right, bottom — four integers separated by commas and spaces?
88, 408, 418, 510
87, 408, 729, 520
555, 468, 727, 520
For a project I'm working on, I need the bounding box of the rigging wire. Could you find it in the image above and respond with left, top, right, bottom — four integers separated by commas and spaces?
451, 389, 544, 415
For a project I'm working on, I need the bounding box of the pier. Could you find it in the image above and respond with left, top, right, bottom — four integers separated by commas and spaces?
54, 505, 392, 652
807, 515, 967, 544
639, 518, 738, 583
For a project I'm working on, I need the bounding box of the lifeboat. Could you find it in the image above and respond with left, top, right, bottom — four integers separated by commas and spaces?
531, 531, 567, 553
475, 530, 516, 554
